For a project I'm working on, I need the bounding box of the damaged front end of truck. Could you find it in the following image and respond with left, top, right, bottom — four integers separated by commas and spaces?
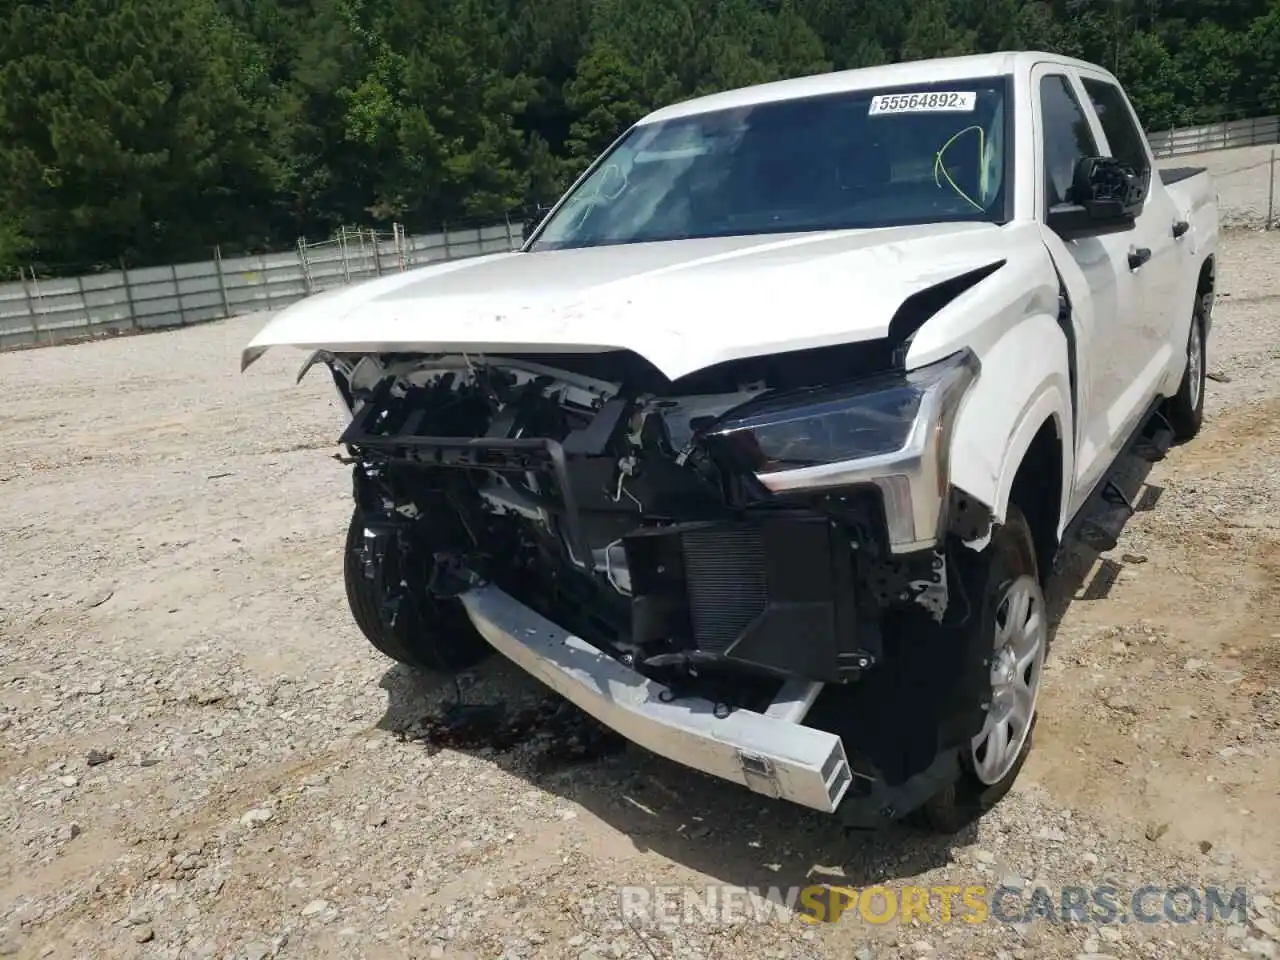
314, 334, 1000, 826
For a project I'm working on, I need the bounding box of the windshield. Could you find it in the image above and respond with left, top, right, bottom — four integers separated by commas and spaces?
531, 78, 1010, 251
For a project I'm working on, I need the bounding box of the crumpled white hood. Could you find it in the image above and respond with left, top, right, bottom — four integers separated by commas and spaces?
242, 221, 1021, 381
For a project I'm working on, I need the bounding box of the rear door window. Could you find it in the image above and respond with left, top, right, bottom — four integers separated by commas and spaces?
1080, 78, 1151, 190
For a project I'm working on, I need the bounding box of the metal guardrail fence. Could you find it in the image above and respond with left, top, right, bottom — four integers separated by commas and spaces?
0, 219, 522, 350
2, 111, 1279, 351
1146, 115, 1280, 158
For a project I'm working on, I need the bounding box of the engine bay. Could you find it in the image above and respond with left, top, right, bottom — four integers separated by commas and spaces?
329, 345, 951, 700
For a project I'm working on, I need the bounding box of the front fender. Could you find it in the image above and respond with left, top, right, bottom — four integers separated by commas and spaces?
946, 313, 1074, 540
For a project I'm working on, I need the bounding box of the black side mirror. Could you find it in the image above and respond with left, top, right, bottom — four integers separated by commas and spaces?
1048, 156, 1146, 241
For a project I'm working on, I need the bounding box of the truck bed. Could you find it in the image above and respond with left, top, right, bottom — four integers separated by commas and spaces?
1160, 165, 1215, 241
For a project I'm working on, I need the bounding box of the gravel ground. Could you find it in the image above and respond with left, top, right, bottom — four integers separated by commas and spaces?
0, 230, 1277, 960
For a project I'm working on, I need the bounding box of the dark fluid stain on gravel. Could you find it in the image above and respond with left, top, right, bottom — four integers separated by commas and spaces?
398, 697, 628, 773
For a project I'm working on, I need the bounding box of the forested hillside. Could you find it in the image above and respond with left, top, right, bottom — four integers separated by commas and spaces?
2, 0, 1278, 273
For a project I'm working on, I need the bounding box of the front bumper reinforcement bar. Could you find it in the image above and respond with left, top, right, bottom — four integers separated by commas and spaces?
459, 584, 855, 813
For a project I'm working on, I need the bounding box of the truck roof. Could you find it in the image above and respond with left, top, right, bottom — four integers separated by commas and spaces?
639, 51, 1111, 125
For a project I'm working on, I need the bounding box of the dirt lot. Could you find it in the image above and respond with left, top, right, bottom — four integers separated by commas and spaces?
1, 230, 1278, 960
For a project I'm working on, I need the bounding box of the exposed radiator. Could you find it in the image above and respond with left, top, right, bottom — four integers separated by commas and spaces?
680, 526, 768, 653
624, 514, 875, 681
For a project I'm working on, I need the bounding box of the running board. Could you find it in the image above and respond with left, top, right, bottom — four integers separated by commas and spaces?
1131, 423, 1175, 463
1077, 503, 1131, 554
1061, 410, 1172, 560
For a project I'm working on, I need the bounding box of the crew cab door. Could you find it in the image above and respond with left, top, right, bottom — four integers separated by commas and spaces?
1030, 64, 1162, 516
1074, 67, 1183, 395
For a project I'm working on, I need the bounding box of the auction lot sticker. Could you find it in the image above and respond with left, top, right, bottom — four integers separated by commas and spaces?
869, 91, 977, 114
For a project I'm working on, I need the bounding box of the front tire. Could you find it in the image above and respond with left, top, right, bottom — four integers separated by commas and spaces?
914, 505, 1048, 834
1164, 299, 1207, 442
343, 508, 492, 672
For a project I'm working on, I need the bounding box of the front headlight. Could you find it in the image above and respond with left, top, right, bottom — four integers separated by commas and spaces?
708, 350, 978, 477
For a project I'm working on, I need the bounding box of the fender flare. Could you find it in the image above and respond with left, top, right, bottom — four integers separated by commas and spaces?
946, 312, 1074, 544
994, 388, 1071, 531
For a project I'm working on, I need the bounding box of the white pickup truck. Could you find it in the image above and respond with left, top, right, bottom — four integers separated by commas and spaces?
242, 52, 1218, 831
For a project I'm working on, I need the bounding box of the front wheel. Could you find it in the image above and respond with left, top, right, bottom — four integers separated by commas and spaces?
914, 505, 1048, 833
343, 508, 492, 672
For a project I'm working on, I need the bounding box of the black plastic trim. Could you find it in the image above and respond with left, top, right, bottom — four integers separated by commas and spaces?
1159, 166, 1206, 186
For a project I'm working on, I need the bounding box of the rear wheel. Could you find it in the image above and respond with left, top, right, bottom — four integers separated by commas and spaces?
343, 507, 492, 672
1164, 299, 1207, 442
914, 505, 1048, 833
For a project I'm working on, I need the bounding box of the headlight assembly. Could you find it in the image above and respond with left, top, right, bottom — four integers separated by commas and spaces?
704, 349, 979, 551
710, 373, 927, 471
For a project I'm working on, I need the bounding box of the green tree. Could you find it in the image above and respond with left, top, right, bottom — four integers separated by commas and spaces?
352, 0, 534, 221
271, 0, 387, 235
1120, 30, 1186, 130
1, 0, 1276, 274
562, 43, 666, 170
1240, 3, 1280, 115
0, 0, 278, 268
901, 0, 976, 62
1169, 22, 1243, 122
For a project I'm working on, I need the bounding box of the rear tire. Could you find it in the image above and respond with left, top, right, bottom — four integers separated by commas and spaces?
913, 505, 1047, 834
343, 508, 492, 672
1164, 300, 1207, 442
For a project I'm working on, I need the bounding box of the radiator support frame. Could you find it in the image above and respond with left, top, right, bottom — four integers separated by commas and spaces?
622, 514, 881, 683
